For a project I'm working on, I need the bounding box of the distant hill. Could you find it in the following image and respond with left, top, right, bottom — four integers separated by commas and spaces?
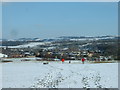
0, 35, 118, 46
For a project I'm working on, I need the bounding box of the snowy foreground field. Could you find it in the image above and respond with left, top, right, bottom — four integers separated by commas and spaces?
2, 61, 118, 88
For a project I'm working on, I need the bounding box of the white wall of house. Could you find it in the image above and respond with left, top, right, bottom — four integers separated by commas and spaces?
0, 53, 8, 58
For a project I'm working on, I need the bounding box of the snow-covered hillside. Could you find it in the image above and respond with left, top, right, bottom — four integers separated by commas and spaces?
2, 61, 118, 88
5, 42, 51, 48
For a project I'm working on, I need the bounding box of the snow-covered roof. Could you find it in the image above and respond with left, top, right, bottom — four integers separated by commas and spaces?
0, 53, 8, 58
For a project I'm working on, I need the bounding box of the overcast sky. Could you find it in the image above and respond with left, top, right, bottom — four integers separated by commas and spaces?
2, 2, 118, 39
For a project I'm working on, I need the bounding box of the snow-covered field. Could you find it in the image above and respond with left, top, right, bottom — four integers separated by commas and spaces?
0, 63, 2, 89
2, 61, 118, 88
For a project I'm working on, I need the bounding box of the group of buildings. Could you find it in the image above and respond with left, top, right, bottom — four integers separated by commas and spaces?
0, 46, 113, 61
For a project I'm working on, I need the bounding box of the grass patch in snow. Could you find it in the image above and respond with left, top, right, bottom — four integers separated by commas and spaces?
1, 60, 13, 63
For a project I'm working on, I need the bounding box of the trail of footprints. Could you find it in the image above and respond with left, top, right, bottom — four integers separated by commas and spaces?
31, 72, 66, 88
82, 73, 102, 88
31, 64, 103, 88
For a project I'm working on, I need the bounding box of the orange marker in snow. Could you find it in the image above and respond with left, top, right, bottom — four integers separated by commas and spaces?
82, 58, 85, 64
61, 58, 65, 63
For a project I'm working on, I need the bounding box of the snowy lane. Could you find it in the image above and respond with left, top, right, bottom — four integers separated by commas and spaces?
2, 61, 118, 88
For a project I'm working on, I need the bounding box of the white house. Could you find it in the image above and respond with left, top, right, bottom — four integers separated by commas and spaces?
0, 53, 8, 58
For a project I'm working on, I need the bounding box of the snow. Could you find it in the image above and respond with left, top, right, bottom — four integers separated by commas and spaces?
1, 42, 51, 48
69, 36, 115, 41
2, 61, 118, 88
0, 63, 2, 90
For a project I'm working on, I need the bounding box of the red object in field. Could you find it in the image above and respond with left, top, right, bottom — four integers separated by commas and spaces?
82, 58, 85, 62
61, 59, 65, 62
